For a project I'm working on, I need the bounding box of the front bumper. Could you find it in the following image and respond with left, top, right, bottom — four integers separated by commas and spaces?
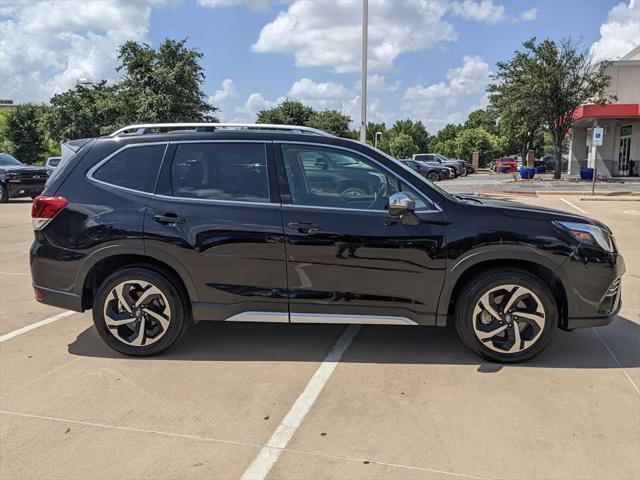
562, 246, 625, 330
8, 181, 46, 197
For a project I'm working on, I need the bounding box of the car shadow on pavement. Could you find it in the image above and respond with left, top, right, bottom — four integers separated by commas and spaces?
67, 315, 640, 371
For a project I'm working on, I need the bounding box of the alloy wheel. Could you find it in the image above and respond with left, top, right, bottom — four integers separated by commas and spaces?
103, 279, 171, 347
472, 284, 545, 354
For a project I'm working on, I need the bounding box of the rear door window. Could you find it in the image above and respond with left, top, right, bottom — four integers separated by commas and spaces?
170, 143, 269, 202
92, 144, 166, 193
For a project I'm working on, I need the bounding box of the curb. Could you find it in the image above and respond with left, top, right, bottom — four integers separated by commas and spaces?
580, 197, 640, 202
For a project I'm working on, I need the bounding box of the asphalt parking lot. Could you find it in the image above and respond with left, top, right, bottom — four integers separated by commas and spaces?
1, 195, 639, 480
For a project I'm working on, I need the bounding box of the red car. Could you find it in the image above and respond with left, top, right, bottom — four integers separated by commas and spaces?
494, 157, 518, 173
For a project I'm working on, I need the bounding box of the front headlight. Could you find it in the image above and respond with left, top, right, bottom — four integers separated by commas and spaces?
554, 221, 614, 252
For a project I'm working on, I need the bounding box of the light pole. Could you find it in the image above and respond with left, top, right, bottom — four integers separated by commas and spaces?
375, 131, 382, 149
359, 0, 368, 143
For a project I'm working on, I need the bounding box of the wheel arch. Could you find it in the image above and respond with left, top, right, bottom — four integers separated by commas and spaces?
438, 255, 569, 329
80, 253, 196, 311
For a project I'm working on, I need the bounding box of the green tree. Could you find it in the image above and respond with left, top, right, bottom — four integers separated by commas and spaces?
256, 100, 315, 126
387, 120, 429, 152
464, 108, 500, 135
455, 127, 504, 166
46, 81, 121, 141
0, 109, 12, 153
490, 38, 614, 178
1, 104, 48, 164
307, 110, 352, 137
388, 132, 418, 159
115, 38, 218, 125
429, 123, 462, 156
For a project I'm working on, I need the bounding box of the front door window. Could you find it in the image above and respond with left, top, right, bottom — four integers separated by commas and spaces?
281, 144, 427, 211
618, 125, 632, 175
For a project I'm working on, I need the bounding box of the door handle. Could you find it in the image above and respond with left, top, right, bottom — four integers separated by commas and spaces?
154, 213, 185, 225
288, 221, 321, 234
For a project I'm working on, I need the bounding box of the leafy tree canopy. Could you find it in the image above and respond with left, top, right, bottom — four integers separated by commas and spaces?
256, 100, 315, 126
388, 132, 419, 159
0, 104, 48, 164
387, 119, 429, 153
489, 37, 613, 177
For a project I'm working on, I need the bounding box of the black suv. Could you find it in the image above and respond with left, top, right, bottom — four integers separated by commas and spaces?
0, 153, 49, 202
30, 123, 625, 362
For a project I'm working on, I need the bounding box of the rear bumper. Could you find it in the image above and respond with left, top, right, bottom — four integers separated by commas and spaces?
33, 284, 83, 312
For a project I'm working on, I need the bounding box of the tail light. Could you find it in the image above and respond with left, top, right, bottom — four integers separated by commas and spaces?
31, 195, 68, 230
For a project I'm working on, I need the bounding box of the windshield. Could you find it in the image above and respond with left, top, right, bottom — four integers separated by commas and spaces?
0, 154, 23, 166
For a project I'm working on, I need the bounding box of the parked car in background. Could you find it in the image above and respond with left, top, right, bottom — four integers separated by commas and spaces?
30, 122, 625, 363
45, 156, 62, 171
535, 155, 568, 173
399, 159, 451, 182
0, 153, 49, 202
494, 157, 518, 173
413, 153, 467, 177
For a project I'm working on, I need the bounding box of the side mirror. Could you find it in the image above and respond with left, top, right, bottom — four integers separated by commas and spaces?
388, 192, 415, 217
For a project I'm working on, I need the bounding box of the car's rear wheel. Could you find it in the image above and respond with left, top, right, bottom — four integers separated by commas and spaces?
426, 171, 440, 182
93, 267, 188, 356
0, 184, 8, 203
454, 268, 556, 362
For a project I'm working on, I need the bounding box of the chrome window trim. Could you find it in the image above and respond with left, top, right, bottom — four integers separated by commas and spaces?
274, 141, 442, 213
86, 142, 169, 197
281, 204, 437, 214
153, 193, 279, 208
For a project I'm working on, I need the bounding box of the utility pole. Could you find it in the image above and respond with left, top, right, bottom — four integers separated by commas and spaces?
359, 0, 368, 143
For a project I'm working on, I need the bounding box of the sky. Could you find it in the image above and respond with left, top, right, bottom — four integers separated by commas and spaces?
1, 0, 639, 132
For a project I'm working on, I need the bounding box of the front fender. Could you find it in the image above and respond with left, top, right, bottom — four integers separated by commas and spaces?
435, 245, 571, 325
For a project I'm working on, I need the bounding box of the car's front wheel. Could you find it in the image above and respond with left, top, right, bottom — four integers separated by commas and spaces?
93, 267, 188, 356
426, 171, 440, 182
454, 268, 556, 362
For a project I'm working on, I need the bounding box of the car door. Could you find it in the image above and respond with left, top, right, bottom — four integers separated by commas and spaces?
144, 141, 289, 323
276, 142, 446, 326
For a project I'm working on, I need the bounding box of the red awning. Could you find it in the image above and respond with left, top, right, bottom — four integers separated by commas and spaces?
573, 104, 640, 122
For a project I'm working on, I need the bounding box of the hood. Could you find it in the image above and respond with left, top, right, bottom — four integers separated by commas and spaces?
457, 194, 600, 225
1, 165, 49, 172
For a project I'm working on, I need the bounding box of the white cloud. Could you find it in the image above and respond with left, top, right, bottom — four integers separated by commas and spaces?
590, 0, 640, 62
403, 55, 491, 131
209, 78, 237, 105
451, 0, 506, 24
516, 8, 537, 22
0, 0, 163, 102
355, 74, 400, 93
235, 92, 285, 120
197, 0, 270, 11
251, 0, 456, 73
287, 78, 351, 110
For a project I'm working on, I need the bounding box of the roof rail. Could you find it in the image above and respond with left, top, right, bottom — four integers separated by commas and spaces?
109, 123, 332, 137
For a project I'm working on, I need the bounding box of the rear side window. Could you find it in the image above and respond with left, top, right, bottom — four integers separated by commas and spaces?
92, 144, 166, 193
170, 143, 269, 202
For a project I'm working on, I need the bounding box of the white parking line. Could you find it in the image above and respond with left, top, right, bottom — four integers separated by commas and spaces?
559, 197, 588, 214
0, 310, 76, 343
593, 328, 640, 396
240, 325, 361, 480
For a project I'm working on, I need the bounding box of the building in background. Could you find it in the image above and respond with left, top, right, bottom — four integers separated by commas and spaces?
0, 100, 16, 110
568, 46, 640, 177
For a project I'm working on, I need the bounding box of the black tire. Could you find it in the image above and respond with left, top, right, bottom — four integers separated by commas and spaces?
454, 268, 556, 363
0, 184, 8, 203
93, 267, 189, 356
426, 171, 440, 182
